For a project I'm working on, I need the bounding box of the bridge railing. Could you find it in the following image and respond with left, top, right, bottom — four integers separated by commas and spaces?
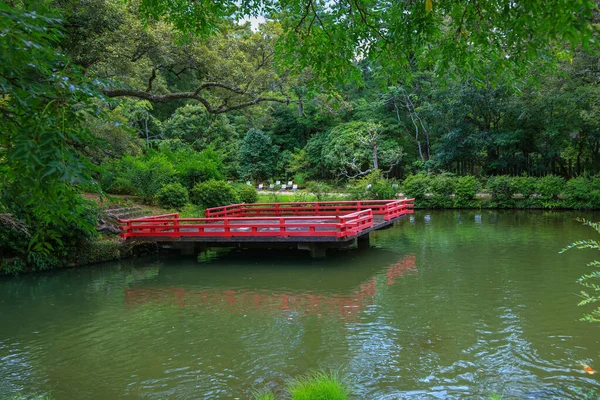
204, 199, 415, 220
119, 209, 374, 239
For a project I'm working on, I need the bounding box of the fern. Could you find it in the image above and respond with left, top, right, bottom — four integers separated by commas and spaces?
562, 218, 600, 322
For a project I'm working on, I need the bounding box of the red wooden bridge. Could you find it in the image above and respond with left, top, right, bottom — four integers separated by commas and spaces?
119, 199, 414, 257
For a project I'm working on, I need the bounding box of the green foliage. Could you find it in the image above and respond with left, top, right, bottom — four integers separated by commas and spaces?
190, 180, 239, 208
156, 183, 189, 209
0, 2, 100, 256
564, 176, 600, 209
235, 184, 258, 204
429, 173, 455, 208
486, 176, 516, 206
453, 176, 481, 208
253, 389, 276, 400
560, 219, 600, 323
287, 371, 348, 400
129, 154, 177, 202
161, 104, 237, 149
402, 173, 432, 202
305, 181, 331, 201
239, 129, 278, 181
535, 175, 565, 199
349, 170, 397, 200
136, 0, 598, 88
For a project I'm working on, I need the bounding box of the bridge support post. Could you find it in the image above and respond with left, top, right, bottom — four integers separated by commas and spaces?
177, 243, 206, 256
297, 243, 327, 258
357, 233, 370, 249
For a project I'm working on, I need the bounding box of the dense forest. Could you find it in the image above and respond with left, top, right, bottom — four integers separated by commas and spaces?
2, 0, 600, 272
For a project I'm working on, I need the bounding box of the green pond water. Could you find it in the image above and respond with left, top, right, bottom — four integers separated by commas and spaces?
2, 210, 600, 399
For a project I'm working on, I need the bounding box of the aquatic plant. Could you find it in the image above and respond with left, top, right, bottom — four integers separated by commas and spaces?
252, 389, 276, 400
287, 370, 349, 400
560, 218, 600, 322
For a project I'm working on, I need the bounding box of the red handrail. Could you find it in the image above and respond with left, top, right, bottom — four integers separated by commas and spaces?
120, 200, 414, 240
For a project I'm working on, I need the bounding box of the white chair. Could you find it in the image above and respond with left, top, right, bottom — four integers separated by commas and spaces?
287, 181, 293, 187
292, 184, 298, 192
276, 180, 281, 185
281, 184, 287, 191
269, 183, 275, 190
258, 184, 263, 191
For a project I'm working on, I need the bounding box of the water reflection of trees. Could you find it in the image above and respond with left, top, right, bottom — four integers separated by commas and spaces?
124, 254, 416, 320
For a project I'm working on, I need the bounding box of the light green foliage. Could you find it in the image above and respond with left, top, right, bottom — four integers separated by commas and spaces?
253, 390, 276, 400
430, 173, 456, 208
235, 184, 259, 204
564, 176, 600, 209
402, 173, 432, 202
322, 121, 402, 178
485, 176, 516, 205
560, 219, 600, 322
305, 181, 332, 201
349, 170, 397, 200
135, 0, 598, 87
453, 176, 481, 207
161, 104, 237, 148
129, 154, 177, 203
190, 180, 239, 208
287, 371, 348, 400
155, 183, 189, 209
239, 129, 278, 181
535, 175, 565, 200
511, 176, 536, 198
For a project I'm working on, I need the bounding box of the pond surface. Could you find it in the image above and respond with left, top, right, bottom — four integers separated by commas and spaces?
2, 210, 600, 399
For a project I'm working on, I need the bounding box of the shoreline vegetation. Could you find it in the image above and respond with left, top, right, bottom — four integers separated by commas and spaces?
2, 171, 600, 275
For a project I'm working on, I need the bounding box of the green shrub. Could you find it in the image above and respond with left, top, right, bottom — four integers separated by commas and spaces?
564, 176, 600, 209
429, 173, 455, 208
235, 184, 258, 204
454, 175, 481, 207
155, 183, 189, 209
129, 154, 177, 202
190, 180, 239, 208
402, 173, 431, 202
349, 170, 397, 200
305, 181, 331, 201
511, 176, 536, 197
287, 371, 348, 400
486, 175, 516, 206
535, 175, 565, 199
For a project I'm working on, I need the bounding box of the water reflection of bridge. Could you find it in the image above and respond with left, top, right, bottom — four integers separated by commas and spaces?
124, 254, 416, 319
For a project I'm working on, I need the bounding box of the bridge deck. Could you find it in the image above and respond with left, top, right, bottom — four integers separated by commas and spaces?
119, 200, 414, 244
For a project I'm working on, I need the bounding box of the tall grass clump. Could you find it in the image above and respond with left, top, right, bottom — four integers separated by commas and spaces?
287, 370, 348, 400
253, 389, 276, 400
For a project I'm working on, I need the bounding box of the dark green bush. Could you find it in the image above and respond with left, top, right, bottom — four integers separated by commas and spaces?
190, 180, 240, 208
453, 175, 481, 207
402, 173, 431, 202
155, 183, 189, 209
235, 184, 258, 204
535, 175, 565, 199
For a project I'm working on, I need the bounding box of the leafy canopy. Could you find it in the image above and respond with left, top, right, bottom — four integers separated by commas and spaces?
134, 0, 599, 85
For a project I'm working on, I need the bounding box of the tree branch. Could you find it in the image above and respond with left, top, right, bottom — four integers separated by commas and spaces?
102, 86, 293, 114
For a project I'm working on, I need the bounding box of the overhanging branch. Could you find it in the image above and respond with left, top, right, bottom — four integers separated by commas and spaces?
102, 83, 295, 114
